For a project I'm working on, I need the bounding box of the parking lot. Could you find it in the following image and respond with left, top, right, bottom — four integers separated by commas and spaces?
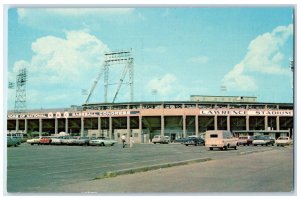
6, 143, 289, 193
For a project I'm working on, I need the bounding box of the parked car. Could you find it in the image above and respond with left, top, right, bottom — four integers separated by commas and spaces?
238, 136, 253, 146
7, 137, 21, 147
73, 136, 90, 146
51, 136, 64, 145
60, 136, 77, 145
174, 137, 189, 143
253, 135, 275, 146
39, 137, 52, 145
205, 130, 238, 150
152, 135, 169, 144
183, 136, 205, 146
164, 136, 170, 143
276, 136, 292, 146
26, 137, 41, 145
89, 137, 118, 146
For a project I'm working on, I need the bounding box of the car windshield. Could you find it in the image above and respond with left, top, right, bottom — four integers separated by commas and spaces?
254, 135, 265, 140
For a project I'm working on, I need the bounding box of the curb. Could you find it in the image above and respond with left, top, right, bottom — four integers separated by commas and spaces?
94, 157, 212, 180
239, 147, 275, 155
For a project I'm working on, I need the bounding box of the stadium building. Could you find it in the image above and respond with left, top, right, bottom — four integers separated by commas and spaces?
7, 95, 293, 143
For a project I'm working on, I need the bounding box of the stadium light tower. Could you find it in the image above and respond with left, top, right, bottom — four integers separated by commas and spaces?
85, 49, 134, 104
14, 68, 27, 113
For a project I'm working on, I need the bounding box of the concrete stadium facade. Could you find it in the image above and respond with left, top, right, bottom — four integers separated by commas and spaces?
7, 100, 293, 143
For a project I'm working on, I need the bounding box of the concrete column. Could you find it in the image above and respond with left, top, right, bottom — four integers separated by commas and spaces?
265, 116, 268, 130
98, 117, 101, 136
183, 115, 186, 137
24, 119, 28, 134
65, 118, 68, 134
55, 118, 58, 134
16, 119, 19, 132
246, 116, 249, 131
109, 117, 112, 138
161, 115, 164, 136
276, 116, 280, 131
39, 118, 42, 137
195, 115, 199, 135
127, 116, 131, 141
227, 115, 230, 131
81, 117, 84, 137
214, 115, 218, 130
139, 115, 143, 143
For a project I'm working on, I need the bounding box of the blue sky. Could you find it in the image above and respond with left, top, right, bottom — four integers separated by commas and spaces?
6, 7, 294, 109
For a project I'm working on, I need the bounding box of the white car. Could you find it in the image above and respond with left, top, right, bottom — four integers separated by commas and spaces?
61, 136, 77, 145
152, 135, 169, 144
276, 136, 292, 146
26, 137, 41, 145
51, 136, 64, 145
89, 137, 118, 146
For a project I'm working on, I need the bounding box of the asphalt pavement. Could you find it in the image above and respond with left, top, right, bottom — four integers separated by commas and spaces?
5, 143, 294, 194
58, 146, 294, 194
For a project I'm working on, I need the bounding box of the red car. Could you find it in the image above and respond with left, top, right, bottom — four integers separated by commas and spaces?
39, 137, 52, 145
238, 136, 253, 146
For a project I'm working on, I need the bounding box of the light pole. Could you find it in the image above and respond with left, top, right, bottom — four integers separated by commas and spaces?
151, 89, 158, 102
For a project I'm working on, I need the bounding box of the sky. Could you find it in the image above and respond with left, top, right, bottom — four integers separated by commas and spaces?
5, 6, 294, 110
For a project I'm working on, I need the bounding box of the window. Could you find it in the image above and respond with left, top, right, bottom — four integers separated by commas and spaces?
210, 134, 218, 138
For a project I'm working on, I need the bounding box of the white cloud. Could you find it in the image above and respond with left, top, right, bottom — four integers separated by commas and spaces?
223, 24, 293, 92
12, 60, 30, 74
8, 30, 109, 108
28, 30, 108, 84
188, 56, 209, 64
147, 74, 177, 96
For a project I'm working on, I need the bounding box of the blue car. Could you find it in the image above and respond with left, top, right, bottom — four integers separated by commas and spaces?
7, 137, 21, 147
183, 137, 205, 146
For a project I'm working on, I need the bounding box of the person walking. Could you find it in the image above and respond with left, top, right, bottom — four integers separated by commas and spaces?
121, 134, 126, 148
129, 135, 134, 148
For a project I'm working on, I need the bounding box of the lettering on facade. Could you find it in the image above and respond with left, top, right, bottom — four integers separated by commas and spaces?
252, 110, 293, 116
7, 110, 140, 119
200, 109, 293, 116
200, 110, 246, 115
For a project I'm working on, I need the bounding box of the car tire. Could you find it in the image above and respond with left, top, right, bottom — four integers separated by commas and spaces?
209, 147, 213, 151
100, 142, 105, 146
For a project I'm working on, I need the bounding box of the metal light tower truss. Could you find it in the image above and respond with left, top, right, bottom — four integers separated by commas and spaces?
85, 49, 134, 104
14, 68, 27, 113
